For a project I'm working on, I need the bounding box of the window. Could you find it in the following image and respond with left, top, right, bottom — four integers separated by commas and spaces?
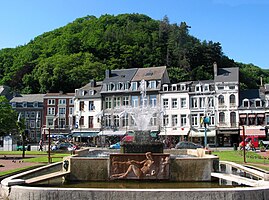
230, 94, 236, 105
89, 101, 95, 110
172, 84, 177, 91
219, 112, 225, 124
150, 113, 157, 126
105, 115, 112, 127
195, 84, 201, 92
69, 107, 74, 115
191, 114, 198, 126
123, 114, 129, 127
79, 116, 84, 126
199, 97, 206, 108
149, 95, 157, 107
123, 96, 129, 106
131, 96, 139, 107
59, 107, 66, 115
59, 118, 66, 128
163, 115, 169, 126
255, 100, 261, 107
163, 85, 168, 91
59, 99, 66, 105
218, 95, 225, 105
47, 118, 53, 127
204, 84, 209, 92
172, 115, 178, 126
25, 111, 30, 118
114, 115, 120, 127
11, 102, 16, 108
148, 81, 156, 89
208, 97, 214, 108
47, 107, 55, 115
30, 111, 35, 119
33, 102, 38, 108
105, 97, 112, 109
243, 100, 249, 107
23, 102, 27, 108
218, 86, 224, 90
79, 101, 84, 111
123, 82, 129, 90
115, 83, 122, 91
230, 112, 236, 127
131, 82, 138, 91
89, 116, 94, 128
172, 98, 178, 109
180, 84, 186, 91
229, 85, 235, 90
30, 120, 35, 128
163, 99, 169, 109
114, 97, 121, 108
191, 97, 198, 108
180, 115, 187, 126
48, 99, 55, 105
266, 115, 269, 125
180, 98, 187, 108
69, 99, 74, 105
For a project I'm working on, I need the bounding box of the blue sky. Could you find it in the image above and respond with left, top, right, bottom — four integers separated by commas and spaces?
0, 0, 268, 69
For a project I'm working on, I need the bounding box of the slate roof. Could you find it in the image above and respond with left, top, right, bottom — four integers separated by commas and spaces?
214, 67, 239, 83
103, 68, 138, 83
132, 66, 168, 82
10, 94, 45, 102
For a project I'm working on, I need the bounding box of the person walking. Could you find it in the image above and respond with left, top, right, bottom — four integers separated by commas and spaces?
38, 139, 43, 151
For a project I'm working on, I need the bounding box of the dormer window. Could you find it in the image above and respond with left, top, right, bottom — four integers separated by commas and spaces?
148, 80, 156, 89
145, 71, 153, 76
89, 90, 94, 95
23, 102, 27, 108
180, 84, 186, 91
204, 84, 209, 92
163, 84, 168, 91
33, 102, 38, 108
172, 84, 177, 91
255, 99, 262, 107
115, 83, 122, 91
218, 86, 224, 90
123, 82, 129, 90
243, 99, 249, 107
195, 84, 201, 92
131, 82, 138, 91
11, 102, 16, 108
106, 83, 114, 91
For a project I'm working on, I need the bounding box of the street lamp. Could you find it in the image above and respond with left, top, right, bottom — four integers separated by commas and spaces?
203, 115, 210, 148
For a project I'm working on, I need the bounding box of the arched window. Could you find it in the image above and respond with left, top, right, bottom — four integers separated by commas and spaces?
230, 112, 236, 127
229, 94, 235, 105
218, 95, 225, 105
219, 112, 225, 124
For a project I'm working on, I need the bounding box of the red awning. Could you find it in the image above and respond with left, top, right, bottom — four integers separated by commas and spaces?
239, 114, 247, 118
257, 114, 265, 117
248, 114, 256, 118
240, 128, 265, 136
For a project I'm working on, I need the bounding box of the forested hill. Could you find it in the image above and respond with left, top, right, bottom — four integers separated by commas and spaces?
0, 13, 268, 94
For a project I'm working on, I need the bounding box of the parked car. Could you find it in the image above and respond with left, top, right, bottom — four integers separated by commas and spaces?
175, 141, 203, 149
109, 142, 121, 149
51, 142, 79, 151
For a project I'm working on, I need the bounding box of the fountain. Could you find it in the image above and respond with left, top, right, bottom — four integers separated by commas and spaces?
3, 80, 269, 199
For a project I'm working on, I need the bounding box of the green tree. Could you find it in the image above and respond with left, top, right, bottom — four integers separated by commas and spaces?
0, 96, 18, 136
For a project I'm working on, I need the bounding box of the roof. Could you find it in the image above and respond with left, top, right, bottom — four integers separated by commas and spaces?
132, 66, 168, 82
103, 68, 138, 83
44, 93, 74, 98
214, 67, 239, 83
10, 94, 45, 102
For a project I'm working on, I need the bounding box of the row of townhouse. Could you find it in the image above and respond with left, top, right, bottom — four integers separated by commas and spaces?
3, 63, 269, 147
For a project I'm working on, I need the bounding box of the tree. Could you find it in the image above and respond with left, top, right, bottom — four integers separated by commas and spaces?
0, 96, 18, 136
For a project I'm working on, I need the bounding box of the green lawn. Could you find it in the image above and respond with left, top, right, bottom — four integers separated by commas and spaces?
212, 150, 269, 171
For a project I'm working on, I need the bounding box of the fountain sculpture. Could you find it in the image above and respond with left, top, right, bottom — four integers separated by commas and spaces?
109, 79, 169, 180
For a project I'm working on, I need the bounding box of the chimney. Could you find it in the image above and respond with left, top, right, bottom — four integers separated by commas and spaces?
213, 62, 218, 77
90, 79, 96, 87
105, 69, 111, 78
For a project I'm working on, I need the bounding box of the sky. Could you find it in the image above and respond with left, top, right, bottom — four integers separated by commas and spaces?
0, 0, 269, 69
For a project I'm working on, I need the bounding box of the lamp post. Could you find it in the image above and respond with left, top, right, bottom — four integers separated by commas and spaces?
203, 116, 210, 148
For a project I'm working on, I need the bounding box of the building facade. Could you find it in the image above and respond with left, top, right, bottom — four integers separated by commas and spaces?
10, 94, 45, 143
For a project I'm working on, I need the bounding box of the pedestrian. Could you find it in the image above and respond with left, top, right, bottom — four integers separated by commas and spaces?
38, 139, 43, 151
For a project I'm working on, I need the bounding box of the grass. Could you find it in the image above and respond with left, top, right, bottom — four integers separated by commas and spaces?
212, 150, 269, 171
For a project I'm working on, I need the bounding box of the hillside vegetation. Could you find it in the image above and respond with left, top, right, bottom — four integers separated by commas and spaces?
0, 14, 268, 93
